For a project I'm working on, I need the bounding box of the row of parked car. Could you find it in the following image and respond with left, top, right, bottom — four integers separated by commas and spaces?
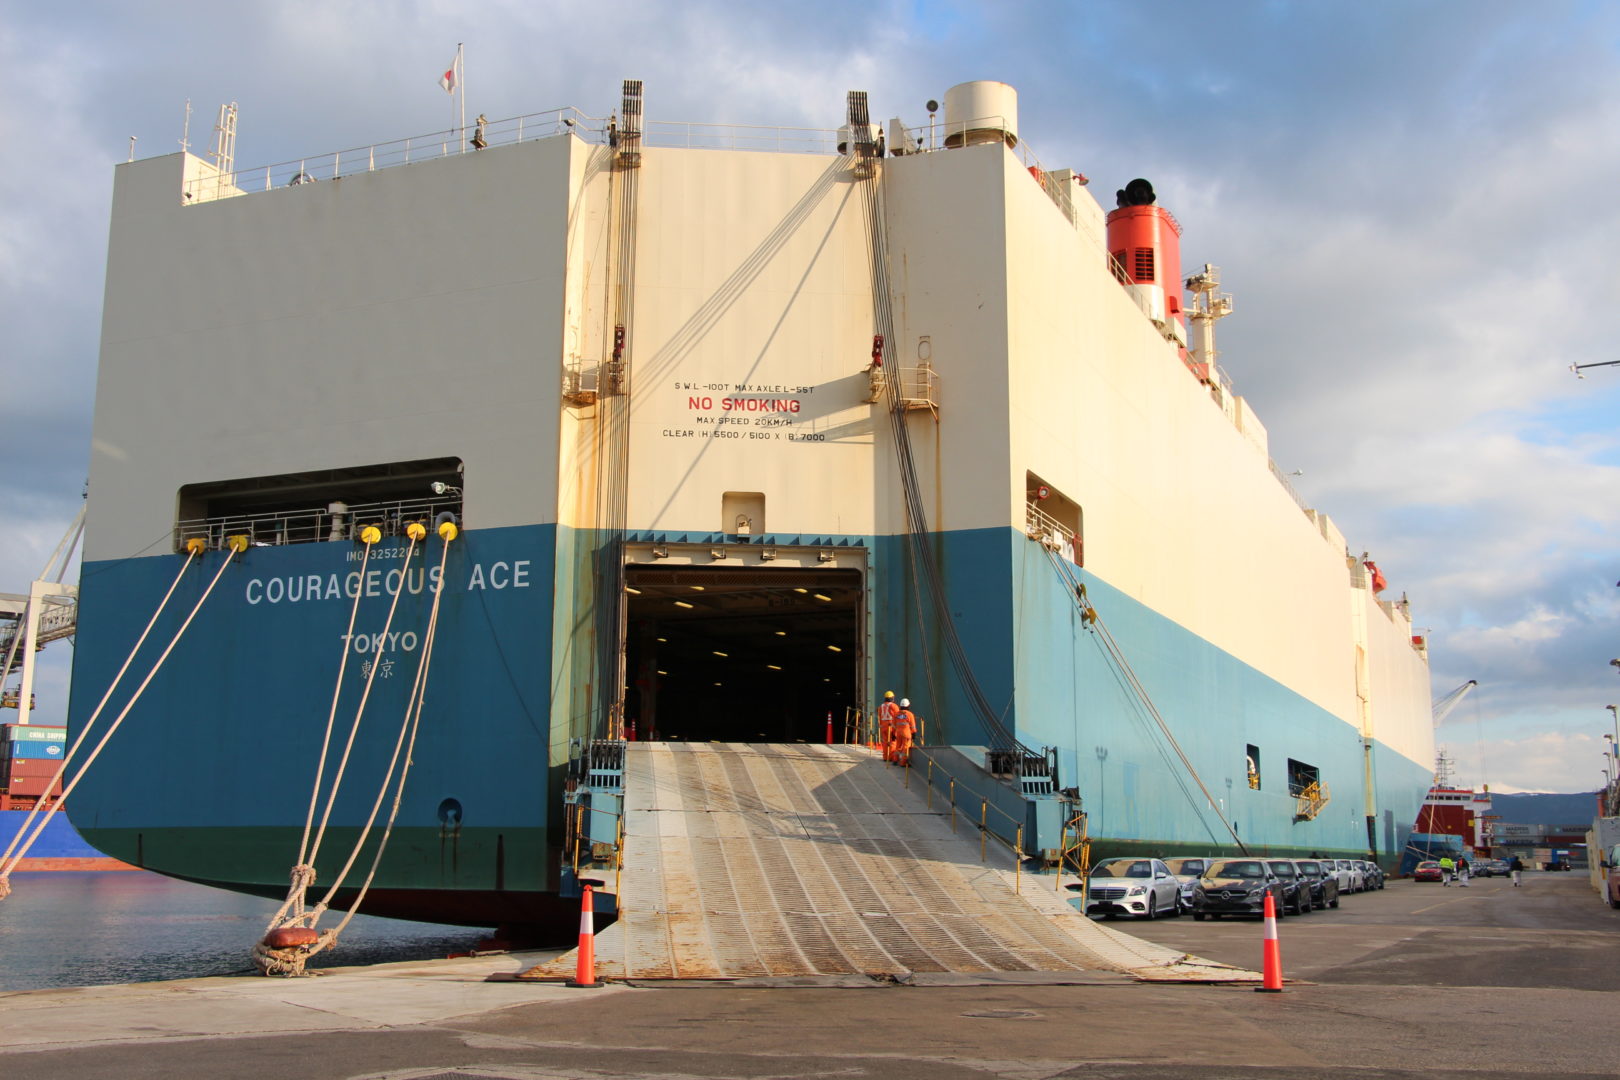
1069, 855, 1387, 920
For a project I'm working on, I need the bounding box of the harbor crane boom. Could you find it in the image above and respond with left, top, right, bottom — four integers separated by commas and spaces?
1431, 680, 1478, 724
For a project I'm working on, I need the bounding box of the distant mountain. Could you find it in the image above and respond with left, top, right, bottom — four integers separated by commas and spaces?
1488, 790, 1602, 827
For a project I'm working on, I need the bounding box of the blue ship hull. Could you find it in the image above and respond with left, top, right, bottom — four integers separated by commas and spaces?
66, 520, 1428, 926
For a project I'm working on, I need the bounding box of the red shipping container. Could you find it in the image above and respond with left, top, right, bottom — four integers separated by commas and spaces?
6, 759, 62, 780
4, 775, 62, 798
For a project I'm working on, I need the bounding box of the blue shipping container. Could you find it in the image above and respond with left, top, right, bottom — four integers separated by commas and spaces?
4, 742, 66, 760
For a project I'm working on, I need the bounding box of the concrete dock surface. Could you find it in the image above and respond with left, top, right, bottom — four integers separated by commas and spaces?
2, 874, 1617, 1079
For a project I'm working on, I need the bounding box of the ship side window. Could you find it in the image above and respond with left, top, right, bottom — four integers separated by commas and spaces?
1024, 473, 1082, 566
1287, 758, 1320, 798
1246, 744, 1261, 790
175, 457, 464, 550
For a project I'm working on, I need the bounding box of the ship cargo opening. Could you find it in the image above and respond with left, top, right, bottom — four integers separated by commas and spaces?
622, 565, 862, 743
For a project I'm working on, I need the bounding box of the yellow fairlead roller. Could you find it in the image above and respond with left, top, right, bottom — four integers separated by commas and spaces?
405, 522, 427, 541
226, 535, 250, 553
184, 537, 207, 556
437, 521, 459, 542
359, 525, 382, 545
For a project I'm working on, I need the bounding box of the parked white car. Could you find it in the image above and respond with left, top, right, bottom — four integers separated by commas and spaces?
1079, 857, 1182, 920
1327, 858, 1366, 893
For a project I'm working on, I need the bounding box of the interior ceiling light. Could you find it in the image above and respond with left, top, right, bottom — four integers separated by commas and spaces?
625, 586, 641, 594
689, 585, 705, 591
826, 645, 842, 652
713, 682, 723, 687
767, 664, 782, 670
813, 593, 831, 602
674, 600, 694, 609
713, 651, 729, 657
774, 630, 787, 637
793, 588, 808, 594
657, 670, 668, 675
656, 637, 667, 643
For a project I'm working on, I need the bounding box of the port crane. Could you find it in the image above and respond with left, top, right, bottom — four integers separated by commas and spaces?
1431, 679, 1478, 724
0, 505, 84, 723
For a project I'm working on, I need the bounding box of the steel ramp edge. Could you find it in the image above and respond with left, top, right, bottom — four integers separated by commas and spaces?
513, 743, 1259, 984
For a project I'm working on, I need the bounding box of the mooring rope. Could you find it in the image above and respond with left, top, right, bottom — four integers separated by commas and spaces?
255, 522, 456, 975
1041, 546, 1247, 854
263, 529, 381, 932
1, 539, 243, 897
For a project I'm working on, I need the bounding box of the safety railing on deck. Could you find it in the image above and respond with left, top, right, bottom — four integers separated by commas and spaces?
1024, 502, 1076, 560
1267, 460, 1311, 514
182, 110, 845, 205
1291, 780, 1331, 822
173, 494, 462, 552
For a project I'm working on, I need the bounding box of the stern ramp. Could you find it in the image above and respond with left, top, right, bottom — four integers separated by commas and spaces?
531, 744, 1255, 983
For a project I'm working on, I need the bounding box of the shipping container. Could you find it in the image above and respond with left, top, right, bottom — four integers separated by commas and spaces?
0, 724, 68, 743
5, 775, 64, 798
3, 742, 67, 761
6, 759, 63, 780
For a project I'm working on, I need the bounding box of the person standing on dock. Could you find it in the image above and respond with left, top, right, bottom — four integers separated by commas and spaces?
1439, 855, 1455, 886
1509, 854, 1524, 887
1457, 856, 1471, 887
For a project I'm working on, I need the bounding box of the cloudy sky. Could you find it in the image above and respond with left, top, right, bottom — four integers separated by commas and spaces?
3, 2, 1617, 793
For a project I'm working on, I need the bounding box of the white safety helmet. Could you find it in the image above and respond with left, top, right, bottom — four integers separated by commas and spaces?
899, 699, 910, 708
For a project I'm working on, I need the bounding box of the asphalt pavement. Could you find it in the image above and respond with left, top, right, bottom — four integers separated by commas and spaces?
2, 871, 1615, 1079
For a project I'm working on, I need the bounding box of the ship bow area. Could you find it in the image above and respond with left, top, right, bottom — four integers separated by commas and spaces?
69, 526, 557, 925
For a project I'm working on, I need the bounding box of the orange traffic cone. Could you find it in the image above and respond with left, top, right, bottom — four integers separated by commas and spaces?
1255, 891, 1284, 992
567, 883, 604, 988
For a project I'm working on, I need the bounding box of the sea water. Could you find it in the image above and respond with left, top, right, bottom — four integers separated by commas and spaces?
0, 871, 483, 992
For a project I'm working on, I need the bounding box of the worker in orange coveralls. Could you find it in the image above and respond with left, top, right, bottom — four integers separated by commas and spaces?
891, 699, 917, 766
877, 690, 900, 754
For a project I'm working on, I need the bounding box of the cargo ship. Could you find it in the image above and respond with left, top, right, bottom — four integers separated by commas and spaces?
66, 80, 1435, 930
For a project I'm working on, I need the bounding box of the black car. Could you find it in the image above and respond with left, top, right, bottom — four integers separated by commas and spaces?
1192, 858, 1287, 920
1294, 859, 1341, 909
1357, 860, 1386, 889
1265, 859, 1313, 914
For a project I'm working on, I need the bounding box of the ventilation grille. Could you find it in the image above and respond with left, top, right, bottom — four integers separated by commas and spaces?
1133, 248, 1155, 283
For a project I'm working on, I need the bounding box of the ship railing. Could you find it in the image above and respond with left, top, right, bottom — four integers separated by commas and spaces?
1024, 503, 1077, 561
182, 109, 847, 205
1292, 780, 1331, 822
896, 361, 939, 412
173, 494, 461, 552
908, 748, 1044, 892
1267, 459, 1311, 514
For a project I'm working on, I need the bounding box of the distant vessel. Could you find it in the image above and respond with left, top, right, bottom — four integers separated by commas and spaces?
1401, 762, 1494, 874
67, 80, 1435, 930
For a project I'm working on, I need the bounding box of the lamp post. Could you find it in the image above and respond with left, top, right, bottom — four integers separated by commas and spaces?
1608, 704, 1619, 747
